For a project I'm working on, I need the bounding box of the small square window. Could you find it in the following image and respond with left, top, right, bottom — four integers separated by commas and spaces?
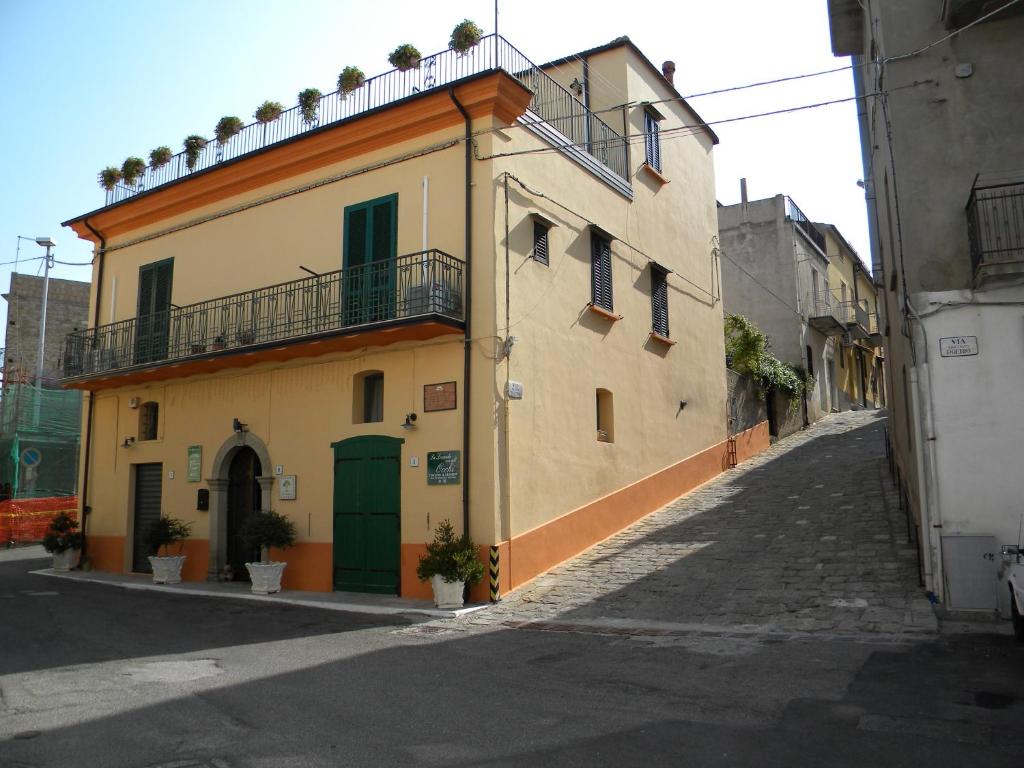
533, 221, 549, 266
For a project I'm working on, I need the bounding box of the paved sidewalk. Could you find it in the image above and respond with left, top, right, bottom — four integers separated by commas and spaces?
461, 410, 936, 640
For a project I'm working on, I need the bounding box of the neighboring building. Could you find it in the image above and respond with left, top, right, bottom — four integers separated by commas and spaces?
817, 223, 886, 411
827, 1, 1024, 613
0, 274, 89, 498
718, 192, 841, 435
60, 35, 768, 599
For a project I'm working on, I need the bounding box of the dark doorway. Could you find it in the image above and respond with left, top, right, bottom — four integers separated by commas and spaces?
227, 447, 262, 580
132, 463, 163, 573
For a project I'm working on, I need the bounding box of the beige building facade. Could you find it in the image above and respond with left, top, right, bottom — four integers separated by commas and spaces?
62, 35, 767, 600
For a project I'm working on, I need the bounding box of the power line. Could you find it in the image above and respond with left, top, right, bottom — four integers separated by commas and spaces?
885, 0, 1022, 62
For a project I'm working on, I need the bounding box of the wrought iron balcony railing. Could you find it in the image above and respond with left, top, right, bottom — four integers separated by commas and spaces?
835, 300, 869, 332
102, 35, 628, 207
967, 179, 1024, 275
785, 196, 827, 254
62, 250, 463, 379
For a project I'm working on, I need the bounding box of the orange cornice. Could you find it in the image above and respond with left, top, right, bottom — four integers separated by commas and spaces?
67, 72, 532, 244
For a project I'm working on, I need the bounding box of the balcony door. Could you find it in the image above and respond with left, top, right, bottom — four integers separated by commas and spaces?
135, 258, 173, 364
343, 194, 397, 326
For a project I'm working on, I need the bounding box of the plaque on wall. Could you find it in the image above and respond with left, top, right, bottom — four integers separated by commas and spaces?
424, 381, 457, 412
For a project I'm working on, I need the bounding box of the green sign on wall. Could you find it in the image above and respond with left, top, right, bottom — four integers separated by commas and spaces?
187, 445, 202, 482
426, 450, 461, 485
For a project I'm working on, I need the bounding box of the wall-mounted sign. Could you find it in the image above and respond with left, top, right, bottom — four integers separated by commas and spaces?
427, 451, 461, 485
939, 335, 979, 358
187, 445, 202, 482
279, 475, 297, 500
424, 381, 457, 412
20, 447, 41, 468
507, 380, 524, 400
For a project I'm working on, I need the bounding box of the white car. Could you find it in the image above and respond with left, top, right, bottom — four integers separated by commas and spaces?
1003, 546, 1024, 641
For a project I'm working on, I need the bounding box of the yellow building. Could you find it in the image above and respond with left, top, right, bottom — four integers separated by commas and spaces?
819, 224, 885, 411
61, 35, 768, 600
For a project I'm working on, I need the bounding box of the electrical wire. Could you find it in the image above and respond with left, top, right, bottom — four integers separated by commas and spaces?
885, 0, 1022, 62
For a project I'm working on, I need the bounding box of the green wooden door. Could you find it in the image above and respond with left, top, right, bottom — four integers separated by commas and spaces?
135, 258, 173, 364
343, 194, 397, 325
332, 435, 403, 594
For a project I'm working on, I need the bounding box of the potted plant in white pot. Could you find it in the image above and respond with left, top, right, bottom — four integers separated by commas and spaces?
240, 510, 296, 594
145, 516, 193, 584
416, 519, 484, 609
42, 512, 83, 571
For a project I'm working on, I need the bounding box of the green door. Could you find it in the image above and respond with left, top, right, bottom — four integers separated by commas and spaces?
343, 194, 397, 325
135, 258, 173, 364
332, 435, 403, 594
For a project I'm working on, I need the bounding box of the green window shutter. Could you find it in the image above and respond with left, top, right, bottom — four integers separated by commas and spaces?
345, 207, 369, 268
137, 263, 155, 317
651, 264, 669, 337
591, 234, 613, 311
644, 111, 661, 172
533, 221, 549, 266
154, 260, 173, 313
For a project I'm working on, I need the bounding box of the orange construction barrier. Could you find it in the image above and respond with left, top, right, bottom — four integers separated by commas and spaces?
0, 496, 78, 545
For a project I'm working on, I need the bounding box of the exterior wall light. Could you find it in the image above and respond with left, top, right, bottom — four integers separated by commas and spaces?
121, 437, 136, 448
233, 418, 248, 433
401, 413, 418, 430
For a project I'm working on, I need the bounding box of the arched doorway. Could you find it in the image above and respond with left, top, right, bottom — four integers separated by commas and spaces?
227, 447, 262, 580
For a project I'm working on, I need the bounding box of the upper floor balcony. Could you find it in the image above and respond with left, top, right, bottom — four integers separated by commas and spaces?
865, 311, 883, 347
785, 196, 827, 255
968, 176, 1024, 286
835, 300, 870, 339
807, 299, 845, 336
61, 249, 463, 390
99, 35, 628, 210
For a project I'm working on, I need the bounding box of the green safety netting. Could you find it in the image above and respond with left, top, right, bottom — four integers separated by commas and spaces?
0, 383, 82, 499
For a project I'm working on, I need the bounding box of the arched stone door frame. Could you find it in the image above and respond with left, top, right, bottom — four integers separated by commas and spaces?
205, 431, 274, 580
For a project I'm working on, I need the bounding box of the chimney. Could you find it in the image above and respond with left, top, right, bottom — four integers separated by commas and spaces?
661, 61, 676, 85
740, 178, 748, 205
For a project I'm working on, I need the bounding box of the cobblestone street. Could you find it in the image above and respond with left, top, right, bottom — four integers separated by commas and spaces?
461, 410, 936, 640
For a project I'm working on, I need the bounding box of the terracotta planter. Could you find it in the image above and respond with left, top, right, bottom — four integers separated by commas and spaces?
245, 561, 287, 594
430, 575, 465, 609
51, 549, 80, 572
149, 555, 187, 584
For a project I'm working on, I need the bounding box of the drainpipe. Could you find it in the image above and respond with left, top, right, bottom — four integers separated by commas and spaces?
80, 218, 106, 561
448, 87, 472, 540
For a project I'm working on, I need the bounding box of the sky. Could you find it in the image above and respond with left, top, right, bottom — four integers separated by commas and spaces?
0, 0, 867, 331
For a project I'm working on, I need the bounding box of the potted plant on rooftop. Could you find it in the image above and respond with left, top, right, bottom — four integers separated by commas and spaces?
42, 512, 83, 572
98, 166, 123, 191
416, 519, 484, 609
121, 156, 147, 187
145, 515, 193, 584
183, 135, 208, 170
449, 20, 483, 55
254, 100, 284, 124
388, 43, 421, 71
149, 146, 173, 169
215, 116, 244, 145
240, 509, 296, 594
298, 87, 321, 125
337, 66, 365, 97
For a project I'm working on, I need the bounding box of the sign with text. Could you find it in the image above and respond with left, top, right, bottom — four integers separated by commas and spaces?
427, 451, 461, 485
424, 381, 457, 412
939, 336, 979, 358
187, 445, 202, 482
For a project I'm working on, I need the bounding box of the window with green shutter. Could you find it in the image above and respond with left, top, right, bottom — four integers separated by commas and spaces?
651, 264, 669, 337
343, 194, 397, 325
590, 233, 613, 311
533, 221, 549, 266
135, 258, 173, 364
644, 109, 662, 173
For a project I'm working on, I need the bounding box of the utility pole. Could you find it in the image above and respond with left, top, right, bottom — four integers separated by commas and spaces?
33, 236, 56, 425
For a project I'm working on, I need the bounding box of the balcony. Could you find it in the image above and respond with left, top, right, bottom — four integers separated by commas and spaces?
62, 250, 463, 388
785, 197, 827, 255
835, 301, 870, 339
865, 312, 883, 347
968, 178, 1024, 285
807, 300, 845, 336
100, 35, 628, 208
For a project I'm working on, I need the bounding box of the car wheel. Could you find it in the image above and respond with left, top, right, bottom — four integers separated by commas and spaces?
1011, 587, 1024, 642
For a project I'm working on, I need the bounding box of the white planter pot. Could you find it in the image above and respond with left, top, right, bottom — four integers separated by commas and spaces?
149, 555, 187, 584
430, 575, 465, 609
51, 549, 80, 572
245, 561, 287, 594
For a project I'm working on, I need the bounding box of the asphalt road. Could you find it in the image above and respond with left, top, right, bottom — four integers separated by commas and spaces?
2, 552, 1022, 767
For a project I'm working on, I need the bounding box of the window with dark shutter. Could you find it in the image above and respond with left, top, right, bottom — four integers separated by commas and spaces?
533, 221, 549, 266
590, 233, 613, 311
644, 110, 661, 173
651, 265, 669, 337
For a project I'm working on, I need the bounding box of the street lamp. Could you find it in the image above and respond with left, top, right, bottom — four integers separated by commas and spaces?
33, 237, 55, 425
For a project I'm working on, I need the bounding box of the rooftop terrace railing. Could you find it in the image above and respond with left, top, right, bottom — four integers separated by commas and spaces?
103, 35, 628, 206
785, 196, 827, 254
62, 249, 463, 379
